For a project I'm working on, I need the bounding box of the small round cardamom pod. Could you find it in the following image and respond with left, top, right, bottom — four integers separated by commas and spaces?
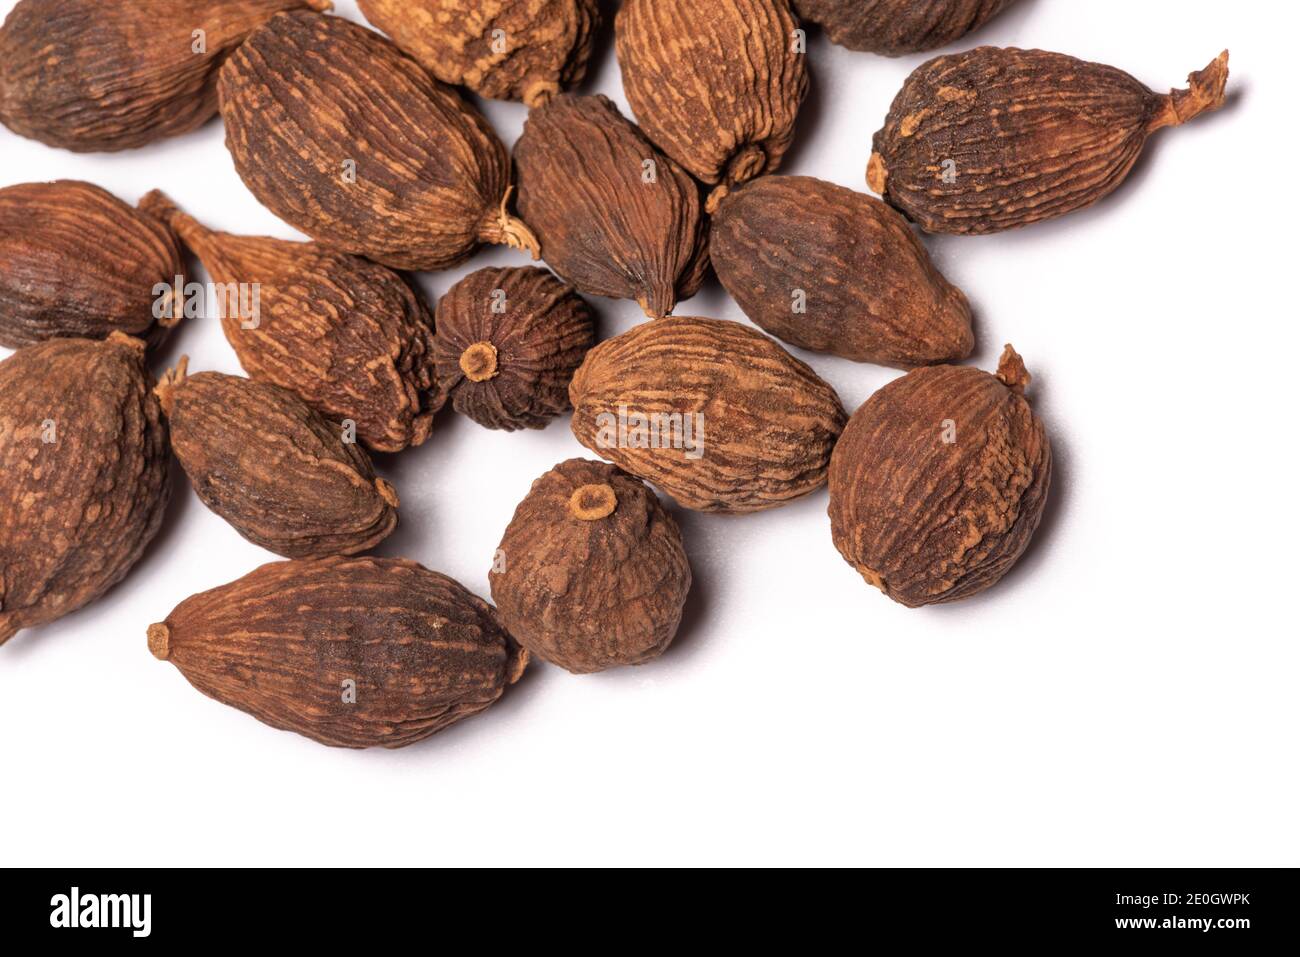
793, 0, 1017, 57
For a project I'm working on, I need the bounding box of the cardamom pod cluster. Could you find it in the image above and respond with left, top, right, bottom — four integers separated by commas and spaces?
793, 0, 1017, 56
869, 48, 1230, 234
0, 334, 170, 645
0, 0, 331, 152
569, 317, 847, 513
0, 181, 184, 348
140, 192, 441, 453
434, 267, 595, 432
219, 10, 538, 271
357, 0, 600, 107
515, 94, 709, 319
156, 363, 399, 559
829, 345, 1051, 607
148, 556, 529, 748
711, 175, 973, 367
491, 459, 691, 674
616, 0, 809, 212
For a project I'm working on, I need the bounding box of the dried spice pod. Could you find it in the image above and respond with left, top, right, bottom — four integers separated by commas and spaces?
357, 0, 600, 108
569, 316, 847, 513
515, 94, 709, 319
434, 267, 595, 431
490, 459, 691, 674
147, 556, 529, 748
793, 0, 1016, 57
616, 0, 809, 212
155, 363, 399, 559
829, 345, 1051, 607
869, 47, 1231, 234
219, 10, 538, 271
0, 0, 331, 153
0, 181, 184, 349
0, 334, 170, 645
140, 192, 440, 453
711, 175, 973, 367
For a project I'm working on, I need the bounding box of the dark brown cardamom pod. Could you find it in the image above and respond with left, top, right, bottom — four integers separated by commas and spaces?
0, 0, 331, 152
569, 316, 847, 513
0, 334, 170, 645
514, 94, 710, 319
616, 0, 809, 212
0, 181, 184, 349
490, 459, 691, 674
155, 362, 399, 559
828, 345, 1051, 607
793, 0, 1016, 57
139, 191, 440, 453
434, 267, 595, 432
711, 175, 973, 367
869, 48, 1231, 235
147, 556, 529, 748
219, 10, 538, 271
357, 0, 600, 107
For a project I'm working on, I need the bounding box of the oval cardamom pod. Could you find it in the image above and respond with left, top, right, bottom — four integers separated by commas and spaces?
828, 345, 1051, 607
219, 10, 538, 271
434, 267, 595, 432
869, 48, 1230, 234
569, 316, 847, 513
147, 556, 529, 748
357, 0, 600, 107
0, 0, 331, 152
140, 192, 441, 453
155, 363, 399, 560
615, 0, 809, 212
0, 181, 184, 349
711, 175, 974, 367
515, 94, 709, 319
0, 334, 170, 645
490, 459, 691, 674
793, 0, 1017, 56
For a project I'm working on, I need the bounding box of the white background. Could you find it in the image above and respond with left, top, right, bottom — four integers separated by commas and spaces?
1, 0, 1296, 867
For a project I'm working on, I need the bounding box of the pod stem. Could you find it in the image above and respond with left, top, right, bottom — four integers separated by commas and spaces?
459, 342, 499, 382
996, 344, 1032, 395
303, 0, 334, 11
1149, 51, 1230, 133
375, 478, 400, 509
479, 186, 541, 259
139, 189, 216, 258
705, 144, 768, 214
867, 152, 889, 196
147, 623, 172, 661
154, 356, 190, 417
522, 80, 559, 109
569, 484, 618, 522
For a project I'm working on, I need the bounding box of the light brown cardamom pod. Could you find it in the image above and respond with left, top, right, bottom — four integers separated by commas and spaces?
869, 47, 1231, 234
0, 0, 332, 152
140, 191, 441, 453
515, 94, 709, 319
711, 175, 973, 367
569, 316, 847, 513
616, 0, 809, 213
219, 10, 538, 271
357, 0, 600, 107
793, 0, 1017, 57
155, 362, 399, 560
828, 345, 1052, 607
0, 334, 170, 645
148, 556, 529, 749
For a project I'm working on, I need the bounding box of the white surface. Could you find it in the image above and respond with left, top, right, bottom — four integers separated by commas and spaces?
1, 0, 1296, 868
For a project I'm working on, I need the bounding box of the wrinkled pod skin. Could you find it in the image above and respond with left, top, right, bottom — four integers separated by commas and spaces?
434, 267, 595, 431
0, 0, 332, 152
869, 47, 1231, 234
515, 94, 709, 319
140, 191, 441, 453
156, 363, 400, 559
616, 0, 809, 213
711, 175, 973, 367
148, 556, 529, 749
0, 181, 184, 348
793, 0, 1016, 57
490, 459, 692, 674
0, 334, 170, 645
357, 0, 600, 108
219, 11, 538, 271
569, 316, 847, 513
828, 345, 1051, 607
